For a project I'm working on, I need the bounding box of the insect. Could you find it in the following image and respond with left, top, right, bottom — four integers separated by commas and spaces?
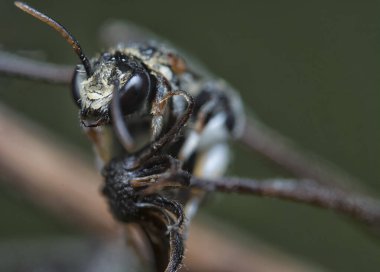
1, 1, 378, 270
13, 2, 244, 271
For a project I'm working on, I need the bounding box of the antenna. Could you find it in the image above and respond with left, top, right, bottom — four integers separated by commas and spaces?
15, 1, 93, 77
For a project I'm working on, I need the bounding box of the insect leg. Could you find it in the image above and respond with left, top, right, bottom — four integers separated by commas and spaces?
133, 91, 194, 166
128, 155, 190, 190
137, 199, 185, 272
143, 195, 185, 229
111, 79, 135, 152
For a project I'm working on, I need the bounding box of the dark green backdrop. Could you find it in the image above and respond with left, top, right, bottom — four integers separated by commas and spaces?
0, 1, 380, 271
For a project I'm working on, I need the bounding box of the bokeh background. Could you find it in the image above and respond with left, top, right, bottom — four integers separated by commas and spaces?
1, 0, 380, 271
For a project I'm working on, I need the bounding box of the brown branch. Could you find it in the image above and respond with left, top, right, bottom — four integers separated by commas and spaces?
0, 103, 319, 272
0, 105, 119, 237
0, 51, 73, 84
191, 177, 380, 229
240, 116, 363, 190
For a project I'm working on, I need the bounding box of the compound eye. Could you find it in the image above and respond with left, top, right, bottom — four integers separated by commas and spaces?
71, 66, 85, 107
119, 71, 150, 115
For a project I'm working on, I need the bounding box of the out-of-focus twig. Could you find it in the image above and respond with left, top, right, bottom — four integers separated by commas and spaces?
0, 51, 73, 84
240, 117, 362, 190
191, 177, 380, 228
0, 105, 119, 237
0, 104, 320, 272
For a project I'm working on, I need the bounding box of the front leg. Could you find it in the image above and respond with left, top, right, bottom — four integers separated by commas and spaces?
133, 90, 194, 167
130, 155, 191, 190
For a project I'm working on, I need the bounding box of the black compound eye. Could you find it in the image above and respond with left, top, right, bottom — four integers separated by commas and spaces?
119, 71, 150, 115
71, 66, 85, 107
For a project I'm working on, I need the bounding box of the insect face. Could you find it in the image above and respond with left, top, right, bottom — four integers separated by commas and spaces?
14, 1, 154, 132
72, 51, 153, 128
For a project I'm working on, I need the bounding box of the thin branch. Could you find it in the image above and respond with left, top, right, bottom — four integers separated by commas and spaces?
0, 103, 319, 272
0, 51, 73, 84
191, 177, 380, 228
240, 116, 363, 191
0, 105, 119, 237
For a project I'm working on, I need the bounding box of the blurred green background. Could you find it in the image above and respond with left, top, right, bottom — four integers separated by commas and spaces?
1, 0, 380, 271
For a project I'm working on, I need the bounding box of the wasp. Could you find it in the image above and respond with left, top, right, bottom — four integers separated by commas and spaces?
13, 2, 244, 271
